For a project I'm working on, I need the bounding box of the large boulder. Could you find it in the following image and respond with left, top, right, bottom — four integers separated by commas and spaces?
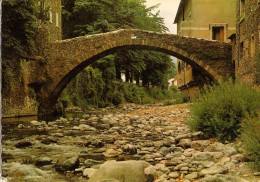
88, 160, 151, 182
190, 140, 211, 151
200, 164, 228, 176
58, 157, 79, 171
205, 142, 237, 157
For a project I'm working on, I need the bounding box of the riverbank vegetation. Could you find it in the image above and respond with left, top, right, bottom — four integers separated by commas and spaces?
59, 0, 177, 108
188, 80, 260, 170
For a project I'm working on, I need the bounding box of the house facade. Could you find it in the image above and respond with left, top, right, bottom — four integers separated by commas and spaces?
231, 0, 260, 84
174, 0, 237, 96
38, 0, 62, 41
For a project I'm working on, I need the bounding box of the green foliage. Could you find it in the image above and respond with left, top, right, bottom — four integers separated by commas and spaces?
188, 79, 260, 142
60, 67, 105, 108
163, 100, 175, 106
2, 0, 40, 58
241, 117, 260, 170
62, 0, 167, 39
162, 88, 190, 106
169, 85, 179, 93
122, 83, 155, 104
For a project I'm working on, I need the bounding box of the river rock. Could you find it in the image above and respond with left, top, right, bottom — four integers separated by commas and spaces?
191, 131, 204, 140
200, 164, 228, 176
178, 139, 191, 148
18, 124, 27, 129
101, 117, 110, 124
190, 140, 211, 151
15, 141, 32, 148
83, 168, 97, 178
205, 142, 237, 157
88, 160, 150, 182
191, 161, 215, 168
35, 157, 53, 167
104, 148, 123, 158
84, 159, 103, 168
123, 144, 137, 154
40, 137, 57, 145
193, 152, 223, 161
144, 165, 158, 182
109, 120, 119, 127
60, 157, 79, 171
230, 154, 245, 164
79, 124, 96, 131
170, 145, 184, 152
30, 120, 41, 126
168, 172, 179, 179
82, 114, 90, 119
91, 140, 104, 148
200, 174, 249, 182
175, 134, 191, 143
185, 172, 198, 180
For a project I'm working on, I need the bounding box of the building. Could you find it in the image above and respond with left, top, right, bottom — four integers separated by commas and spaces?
38, 0, 62, 41
174, 0, 237, 96
230, 0, 260, 84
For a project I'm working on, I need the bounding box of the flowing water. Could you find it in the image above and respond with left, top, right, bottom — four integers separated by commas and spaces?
1, 107, 142, 182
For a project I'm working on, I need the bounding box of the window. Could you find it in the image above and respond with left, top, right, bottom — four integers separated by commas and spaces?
250, 35, 255, 57
212, 26, 224, 42
49, 9, 53, 23
240, 41, 244, 61
56, 13, 59, 27
178, 62, 181, 74
240, 0, 245, 18
40, 1, 45, 14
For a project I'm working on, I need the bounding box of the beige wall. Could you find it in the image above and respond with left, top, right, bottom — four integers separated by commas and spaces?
178, 0, 236, 41
176, 0, 236, 89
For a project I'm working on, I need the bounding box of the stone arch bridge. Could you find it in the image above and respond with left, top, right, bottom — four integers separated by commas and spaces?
37, 29, 233, 114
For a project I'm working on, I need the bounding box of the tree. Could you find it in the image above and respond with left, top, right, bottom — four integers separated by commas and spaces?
2, 0, 39, 58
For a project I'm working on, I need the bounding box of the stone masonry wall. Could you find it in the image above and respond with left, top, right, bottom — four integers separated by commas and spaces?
235, 0, 260, 83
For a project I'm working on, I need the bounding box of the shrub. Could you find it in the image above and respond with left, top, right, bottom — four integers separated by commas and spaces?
169, 85, 179, 93
188, 79, 260, 142
177, 94, 190, 103
241, 117, 260, 170
163, 100, 175, 106
149, 86, 167, 100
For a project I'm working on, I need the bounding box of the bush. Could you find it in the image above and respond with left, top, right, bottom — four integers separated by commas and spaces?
241, 117, 260, 170
188, 79, 260, 142
169, 85, 179, 93
163, 100, 175, 106
176, 94, 190, 104
149, 86, 167, 100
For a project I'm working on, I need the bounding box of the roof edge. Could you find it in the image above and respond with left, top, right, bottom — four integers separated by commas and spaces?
174, 0, 188, 24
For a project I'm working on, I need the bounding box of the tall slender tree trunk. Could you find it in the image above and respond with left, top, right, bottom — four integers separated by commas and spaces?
136, 74, 140, 86
115, 65, 121, 80
130, 71, 134, 83
125, 70, 130, 83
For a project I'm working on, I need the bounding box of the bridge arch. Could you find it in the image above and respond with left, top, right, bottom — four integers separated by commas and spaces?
39, 29, 233, 114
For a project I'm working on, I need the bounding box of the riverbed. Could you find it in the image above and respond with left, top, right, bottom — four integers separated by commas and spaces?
1, 103, 259, 182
